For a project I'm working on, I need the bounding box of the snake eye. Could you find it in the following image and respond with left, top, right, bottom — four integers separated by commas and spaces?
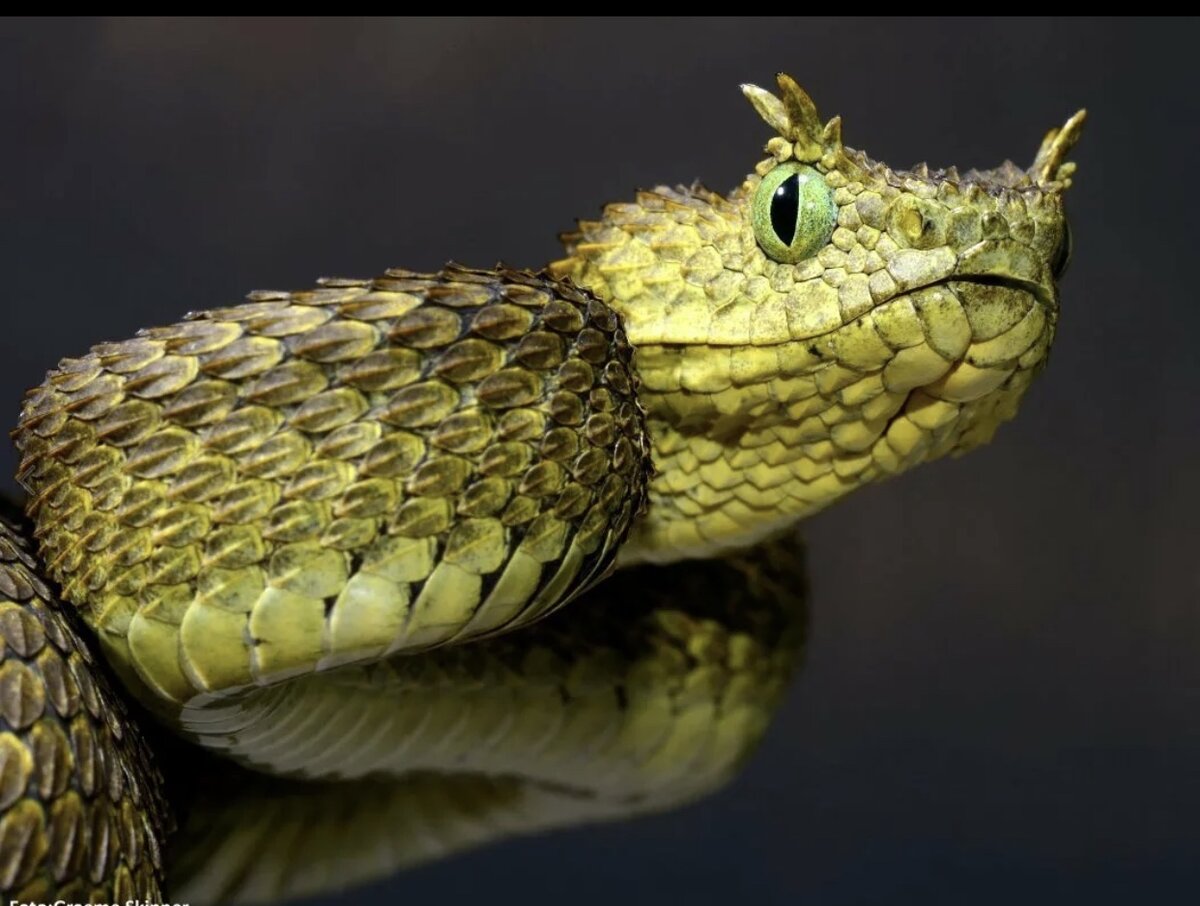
751, 162, 837, 263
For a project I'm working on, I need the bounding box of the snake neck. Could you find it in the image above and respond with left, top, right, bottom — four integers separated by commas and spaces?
600, 349, 853, 567
617, 401, 830, 567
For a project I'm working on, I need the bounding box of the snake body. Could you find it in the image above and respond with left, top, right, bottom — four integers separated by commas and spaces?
0, 76, 1084, 902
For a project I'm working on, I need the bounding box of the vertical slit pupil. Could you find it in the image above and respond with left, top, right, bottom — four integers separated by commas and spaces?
770, 174, 800, 246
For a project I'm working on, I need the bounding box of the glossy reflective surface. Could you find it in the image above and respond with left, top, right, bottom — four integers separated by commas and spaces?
0, 17, 1195, 906
162, 539, 806, 902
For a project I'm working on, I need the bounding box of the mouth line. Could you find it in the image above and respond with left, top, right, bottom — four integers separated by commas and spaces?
647, 272, 1054, 352
943, 274, 1055, 310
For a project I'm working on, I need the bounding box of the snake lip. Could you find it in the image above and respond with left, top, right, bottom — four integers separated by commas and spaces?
945, 273, 1057, 311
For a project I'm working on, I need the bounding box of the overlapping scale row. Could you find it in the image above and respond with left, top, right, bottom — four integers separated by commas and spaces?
0, 517, 166, 901
14, 266, 650, 709
180, 529, 805, 782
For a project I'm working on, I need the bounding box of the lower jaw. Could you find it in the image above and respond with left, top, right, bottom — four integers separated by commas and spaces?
620, 281, 1054, 566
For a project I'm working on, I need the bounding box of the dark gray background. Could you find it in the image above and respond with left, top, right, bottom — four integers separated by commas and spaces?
1, 17, 1196, 906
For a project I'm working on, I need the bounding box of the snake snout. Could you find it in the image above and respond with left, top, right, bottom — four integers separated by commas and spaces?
953, 240, 1058, 312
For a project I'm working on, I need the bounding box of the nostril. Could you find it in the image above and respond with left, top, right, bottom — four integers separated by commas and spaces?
1051, 221, 1073, 279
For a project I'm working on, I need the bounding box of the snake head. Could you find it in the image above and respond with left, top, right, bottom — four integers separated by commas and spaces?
555, 74, 1085, 562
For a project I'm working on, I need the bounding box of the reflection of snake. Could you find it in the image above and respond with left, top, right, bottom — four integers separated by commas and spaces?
0, 75, 1084, 902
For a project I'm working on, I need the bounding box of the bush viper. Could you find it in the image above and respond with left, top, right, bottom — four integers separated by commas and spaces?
0, 74, 1083, 903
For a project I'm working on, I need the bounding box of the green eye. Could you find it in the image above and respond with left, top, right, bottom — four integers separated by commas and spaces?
751, 162, 837, 263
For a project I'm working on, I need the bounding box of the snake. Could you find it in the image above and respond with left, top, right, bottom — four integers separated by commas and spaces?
0, 74, 1084, 904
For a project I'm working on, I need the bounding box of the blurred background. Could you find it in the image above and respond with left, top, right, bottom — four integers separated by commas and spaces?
0, 17, 1196, 906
